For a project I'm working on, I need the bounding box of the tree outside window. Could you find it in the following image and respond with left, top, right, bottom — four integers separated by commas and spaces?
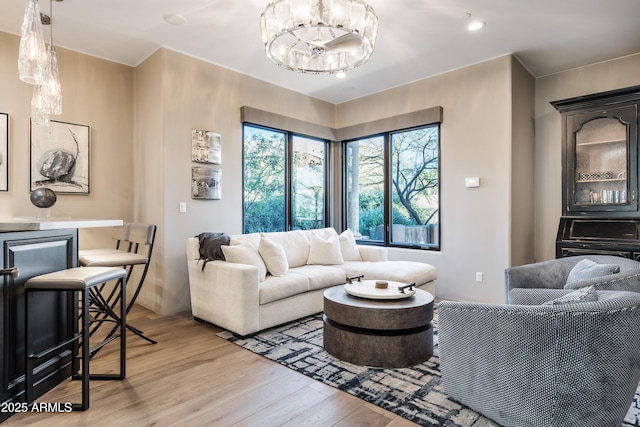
345, 124, 440, 249
243, 124, 327, 233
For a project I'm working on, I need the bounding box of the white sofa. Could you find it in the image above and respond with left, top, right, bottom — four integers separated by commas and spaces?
186, 227, 437, 336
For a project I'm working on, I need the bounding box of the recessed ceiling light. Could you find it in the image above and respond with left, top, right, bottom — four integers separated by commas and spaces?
467, 20, 485, 31
163, 14, 187, 26
336, 72, 346, 79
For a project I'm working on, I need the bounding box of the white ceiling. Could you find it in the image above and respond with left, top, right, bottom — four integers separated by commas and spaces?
2, 0, 640, 104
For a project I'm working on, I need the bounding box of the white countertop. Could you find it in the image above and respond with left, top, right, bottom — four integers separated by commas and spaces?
0, 218, 123, 231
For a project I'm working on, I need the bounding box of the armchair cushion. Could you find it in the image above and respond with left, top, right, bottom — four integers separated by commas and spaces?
565, 258, 620, 287
542, 285, 598, 305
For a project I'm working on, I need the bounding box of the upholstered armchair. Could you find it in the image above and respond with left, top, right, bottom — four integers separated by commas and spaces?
504, 255, 640, 303
438, 290, 640, 427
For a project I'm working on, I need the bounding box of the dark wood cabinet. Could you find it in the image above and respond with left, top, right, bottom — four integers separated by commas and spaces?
553, 86, 640, 258
0, 229, 77, 422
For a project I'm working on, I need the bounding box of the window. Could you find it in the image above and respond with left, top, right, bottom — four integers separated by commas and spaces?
243, 124, 327, 233
345, 124, 440, 249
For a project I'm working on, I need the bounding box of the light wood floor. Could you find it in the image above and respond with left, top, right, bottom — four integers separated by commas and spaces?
7, 305, 419, 427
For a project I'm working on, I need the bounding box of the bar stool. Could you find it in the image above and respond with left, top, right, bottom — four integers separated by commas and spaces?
24, 266, 127, 411
80, 223, 157, 345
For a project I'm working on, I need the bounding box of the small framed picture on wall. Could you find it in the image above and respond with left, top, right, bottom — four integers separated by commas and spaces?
0, 113, 8, 191
191, 129, 221, 164
191, 166, 221, 200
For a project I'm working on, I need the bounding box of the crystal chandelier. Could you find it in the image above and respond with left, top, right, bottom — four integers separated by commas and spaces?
260, 0, 378, 74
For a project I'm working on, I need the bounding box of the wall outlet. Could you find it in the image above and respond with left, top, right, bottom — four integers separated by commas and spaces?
475, 272, 483, 282
179, 202, 187, 213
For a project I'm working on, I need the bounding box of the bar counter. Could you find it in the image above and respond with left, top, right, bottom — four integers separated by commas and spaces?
0, 218, 122, 421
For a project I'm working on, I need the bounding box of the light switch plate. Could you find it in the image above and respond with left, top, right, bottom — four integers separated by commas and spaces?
179, 202, 187, 213
465, 177, 480, 188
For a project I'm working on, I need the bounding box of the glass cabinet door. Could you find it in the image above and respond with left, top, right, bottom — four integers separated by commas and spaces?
566, 104, 638, 213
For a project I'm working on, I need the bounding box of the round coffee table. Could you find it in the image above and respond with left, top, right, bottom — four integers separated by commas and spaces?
323, 285, 434, 368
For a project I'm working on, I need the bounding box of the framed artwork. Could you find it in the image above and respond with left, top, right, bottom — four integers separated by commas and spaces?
0, 113, 7, 192
191, 166, 221, 200
191, 129, 221, 164
30, 119, 90, 194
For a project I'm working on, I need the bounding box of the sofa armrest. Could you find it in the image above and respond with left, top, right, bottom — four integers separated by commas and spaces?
187, 247, 261, 335
357, 245, 388, 262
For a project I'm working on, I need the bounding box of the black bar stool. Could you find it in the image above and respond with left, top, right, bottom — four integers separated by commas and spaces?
24, 266, 127, 411
79, 223, 157, 345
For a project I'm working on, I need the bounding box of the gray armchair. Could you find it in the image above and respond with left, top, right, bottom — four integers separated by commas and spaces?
438, 290, 640, 427
505, 255, 640, 303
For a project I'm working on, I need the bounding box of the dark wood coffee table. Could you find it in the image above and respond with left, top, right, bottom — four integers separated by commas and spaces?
323, 285, 434, 368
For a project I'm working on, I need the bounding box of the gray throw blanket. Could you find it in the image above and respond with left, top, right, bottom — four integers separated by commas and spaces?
197, 232, 230, 270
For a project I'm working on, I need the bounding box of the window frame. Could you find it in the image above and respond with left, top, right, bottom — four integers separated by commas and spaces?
342, 123, 441, 251
242, 122, 330, 233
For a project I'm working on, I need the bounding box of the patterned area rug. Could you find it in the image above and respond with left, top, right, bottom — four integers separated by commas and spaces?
220, 313, 640, 427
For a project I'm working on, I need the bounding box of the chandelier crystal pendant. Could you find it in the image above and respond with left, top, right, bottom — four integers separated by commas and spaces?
260, 0, 378, 74
18, 0, 48, 84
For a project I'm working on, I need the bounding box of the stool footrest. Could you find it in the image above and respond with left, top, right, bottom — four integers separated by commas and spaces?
89, 334, 120, 355
29, 334, 81, 360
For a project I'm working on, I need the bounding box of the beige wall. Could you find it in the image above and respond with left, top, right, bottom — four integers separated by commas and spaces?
337, 56, 526, 303
534, 53, 640, 261
0, 31, 134, 250
134, 49, 336, 314
510, 57, 536, 267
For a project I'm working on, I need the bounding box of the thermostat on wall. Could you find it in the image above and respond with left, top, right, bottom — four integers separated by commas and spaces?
465, 177, 480, 188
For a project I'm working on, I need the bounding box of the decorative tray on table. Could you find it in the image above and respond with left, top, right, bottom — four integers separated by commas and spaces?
343, 275, 416, 300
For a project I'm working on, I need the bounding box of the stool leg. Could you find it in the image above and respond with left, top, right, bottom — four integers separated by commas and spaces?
79, 288, 90, 411
120, 275, 126, 379
24, 290, 34, 406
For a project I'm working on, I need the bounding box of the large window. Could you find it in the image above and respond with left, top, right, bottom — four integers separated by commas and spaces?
243, 124, 327, 233
345, 124, 440, 249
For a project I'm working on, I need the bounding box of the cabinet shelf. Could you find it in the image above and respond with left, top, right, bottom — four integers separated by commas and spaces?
576, 138, 626, 146
576, 178, 627, 183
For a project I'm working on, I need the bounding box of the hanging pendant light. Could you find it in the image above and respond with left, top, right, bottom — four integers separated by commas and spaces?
30, 0, 63, 121
18, 0, 48, 84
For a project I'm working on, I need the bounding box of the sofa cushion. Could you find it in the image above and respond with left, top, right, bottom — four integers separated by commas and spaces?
259, 273, 309, 305
339, 229, 362, 261
259, 237, 289, 277
565, 258, 621, 288
221, 242, 267, 282
262, 230, 310, 268
307, 234, 343, 265
337, 260, 437, 286
289, 265, 347, 291
308, 227, 339, 240
231, 233, 261, 249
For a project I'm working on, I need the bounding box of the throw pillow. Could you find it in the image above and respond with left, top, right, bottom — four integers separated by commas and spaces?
307, 234, 344, 265
339, 229, 361, 261
565, 259, 621, 288
258, 237, 288, 276
221, 242, 267, 282
543, 285, 599, 305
